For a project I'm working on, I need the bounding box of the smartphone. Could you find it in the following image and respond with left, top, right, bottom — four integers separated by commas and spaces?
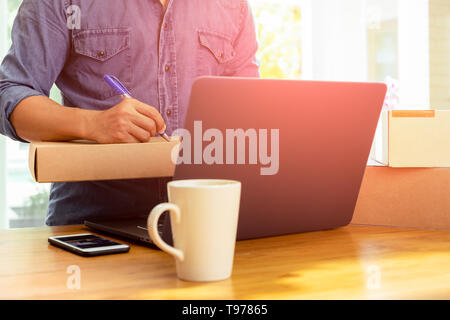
48, 233, 130, 257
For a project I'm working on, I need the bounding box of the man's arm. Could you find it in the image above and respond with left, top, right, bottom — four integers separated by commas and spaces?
10, 96, 90, 142
0, 0, 69, 143
224, 0, 260, 77
11, 95, 165, 144
1, 0, 164, 144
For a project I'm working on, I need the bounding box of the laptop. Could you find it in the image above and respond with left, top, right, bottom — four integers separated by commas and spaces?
85, 77, 387, 244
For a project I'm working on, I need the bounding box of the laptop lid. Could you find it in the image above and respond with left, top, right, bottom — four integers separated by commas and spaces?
173, 77, 386, 240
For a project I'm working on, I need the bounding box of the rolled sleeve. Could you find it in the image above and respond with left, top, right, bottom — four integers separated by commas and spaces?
0, 0, 69, 142
0, 85, 45, 142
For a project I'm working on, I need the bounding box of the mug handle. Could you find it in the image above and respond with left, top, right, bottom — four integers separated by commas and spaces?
148, 203, 184, 262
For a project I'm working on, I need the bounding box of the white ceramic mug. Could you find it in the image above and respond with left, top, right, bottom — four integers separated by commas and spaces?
147, 179, 242, 282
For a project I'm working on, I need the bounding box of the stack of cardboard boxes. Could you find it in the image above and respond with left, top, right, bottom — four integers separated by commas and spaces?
353, 110, 450, 230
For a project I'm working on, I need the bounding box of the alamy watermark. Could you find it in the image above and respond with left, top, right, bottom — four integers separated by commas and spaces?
366, 265, 381, 290
66, 265, 81, 290
66, 5, 81, 30
172, 121, 280, 176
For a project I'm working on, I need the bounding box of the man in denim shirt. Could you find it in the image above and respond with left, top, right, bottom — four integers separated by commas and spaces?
0, 0, 259, 225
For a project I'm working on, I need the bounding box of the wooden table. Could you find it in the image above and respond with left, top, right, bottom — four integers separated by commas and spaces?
0, 225, 449, 299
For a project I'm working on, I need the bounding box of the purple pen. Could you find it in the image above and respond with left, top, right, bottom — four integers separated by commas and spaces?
104, 75, 171, 142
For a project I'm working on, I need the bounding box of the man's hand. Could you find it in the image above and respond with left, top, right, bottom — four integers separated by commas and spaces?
86, 98, 166, 144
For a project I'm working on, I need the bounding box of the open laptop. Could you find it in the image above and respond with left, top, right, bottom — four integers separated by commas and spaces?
85, 77, 387, 244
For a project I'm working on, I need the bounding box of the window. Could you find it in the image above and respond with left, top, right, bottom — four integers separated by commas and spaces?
0, 0, 57, 229
250, 0, 303, 79
301, 0, 431, 107
252, 0, 435, 108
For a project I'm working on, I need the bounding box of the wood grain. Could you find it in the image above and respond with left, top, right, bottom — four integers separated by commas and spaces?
0, 225, 449, 299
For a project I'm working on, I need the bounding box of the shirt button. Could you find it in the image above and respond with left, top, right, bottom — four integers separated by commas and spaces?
165, 65, 170, 72
97, 51, 105, 58
166, 109, 172, 116
219, 52, 224, 59
163, 23, 168, 29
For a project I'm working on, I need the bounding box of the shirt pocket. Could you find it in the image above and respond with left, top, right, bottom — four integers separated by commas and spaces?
196, 29, 236, 76
72, 28, 132, 101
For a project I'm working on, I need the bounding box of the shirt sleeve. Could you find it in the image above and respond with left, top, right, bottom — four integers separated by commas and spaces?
224, 0, 260, 78
0, 0, 70, 142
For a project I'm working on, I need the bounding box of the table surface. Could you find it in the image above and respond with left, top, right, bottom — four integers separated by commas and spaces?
0, 225, 449, 299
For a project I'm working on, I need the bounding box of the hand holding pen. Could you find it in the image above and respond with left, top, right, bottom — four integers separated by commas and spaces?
89, 74, 170, 144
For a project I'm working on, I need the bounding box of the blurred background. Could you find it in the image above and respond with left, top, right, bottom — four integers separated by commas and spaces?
0, 0, 449, 228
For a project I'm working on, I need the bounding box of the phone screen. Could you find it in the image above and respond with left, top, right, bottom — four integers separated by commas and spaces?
61, 234, 121, 249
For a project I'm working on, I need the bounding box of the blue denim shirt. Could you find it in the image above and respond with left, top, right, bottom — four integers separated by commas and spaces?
0, 0, 259, 225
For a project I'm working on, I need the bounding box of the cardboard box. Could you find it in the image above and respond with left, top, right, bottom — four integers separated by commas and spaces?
389, 110, 450, 167
29, 137, 180, 183
352, 166, 450, 230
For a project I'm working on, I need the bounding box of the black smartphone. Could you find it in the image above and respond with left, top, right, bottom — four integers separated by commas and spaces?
48, 233, 130, 257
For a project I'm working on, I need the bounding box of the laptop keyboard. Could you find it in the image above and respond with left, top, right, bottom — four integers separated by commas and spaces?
137, 220, 164, 236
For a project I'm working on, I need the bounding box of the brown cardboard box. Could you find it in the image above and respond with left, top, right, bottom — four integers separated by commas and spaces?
28, 137, 180, 183
352, 166, 450, 230
389, 110, 450, 167
370, 110, 450, 167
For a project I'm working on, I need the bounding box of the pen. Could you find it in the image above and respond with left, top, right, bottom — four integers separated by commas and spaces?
104, 74, 171, 142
